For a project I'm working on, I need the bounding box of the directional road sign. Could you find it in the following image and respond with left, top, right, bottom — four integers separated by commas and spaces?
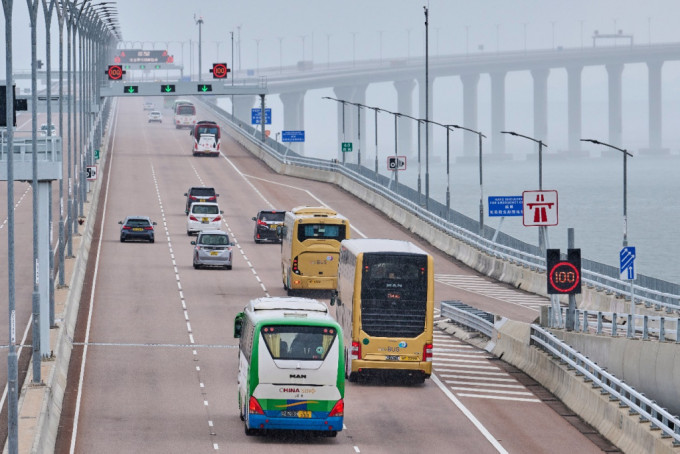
197, 84, 212, 93
160, 84, 176, 93
341, 142, 353, 153
282, 130, 305, 142
488, 196, 523, 217
619, 246, 636, 280
522, 190, 558, 226
123, 85, 139, 94
251, 108, 272, 125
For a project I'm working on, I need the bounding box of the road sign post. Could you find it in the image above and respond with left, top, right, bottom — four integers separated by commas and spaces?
620, 246, 636, 315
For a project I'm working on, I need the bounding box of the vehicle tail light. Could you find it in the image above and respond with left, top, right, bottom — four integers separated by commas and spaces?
208, 196, 216, 201
292, 257, 300, 274
122, 225, 131, 230
351, 341, 361, 360
423, 343, 433, 362
143, 226, 153, 230
213, 215, 222, 222
217, 143, 221, 151
248, 396, 264, 415
189, 215, 199, 221
257, 219, 267, 226
328, 399, 344, 417
190, 196, 198, 201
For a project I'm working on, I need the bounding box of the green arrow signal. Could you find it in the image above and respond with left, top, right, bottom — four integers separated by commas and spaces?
128, 86, 135, 93
165, 85, 172, 92
201, 85, 208, 92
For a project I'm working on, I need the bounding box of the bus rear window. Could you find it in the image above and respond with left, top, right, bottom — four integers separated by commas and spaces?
261, 325, 337, 360
297, 223, 345, 242
177, 105, 195, 115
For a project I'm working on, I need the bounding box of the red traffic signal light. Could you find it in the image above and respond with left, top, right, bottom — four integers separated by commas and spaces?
210, 63, 229, 79
107, 65, 124, 80
546, 249, 582, 295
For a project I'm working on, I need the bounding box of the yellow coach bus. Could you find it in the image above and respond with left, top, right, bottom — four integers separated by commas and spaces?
280, 206, 350, 294
332, 238, 434, 384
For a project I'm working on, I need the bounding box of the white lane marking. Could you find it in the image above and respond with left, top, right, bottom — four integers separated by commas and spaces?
70, 98, 120, 454
435, 274, 548, 311
445, 381, 525, 389
431, 373, 508, 453
237, 171, 368, 239
456, 393, 541, 403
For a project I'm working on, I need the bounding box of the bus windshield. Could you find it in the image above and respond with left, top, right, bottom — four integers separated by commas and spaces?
360, 253, 428, 337
197, 125, 219, 138
261, 325, 337, 360
297, 223, 346, 242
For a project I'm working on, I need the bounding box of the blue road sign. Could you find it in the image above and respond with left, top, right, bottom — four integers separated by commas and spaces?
251, 108, 272, 125
488, 196, 523, 217
282, 130, 305, 142
619, 246, 636, 280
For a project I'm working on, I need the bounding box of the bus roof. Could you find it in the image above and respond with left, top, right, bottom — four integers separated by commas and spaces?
340, 238, 428, 256
290, 206, 337, 216
247, 297, 328, 313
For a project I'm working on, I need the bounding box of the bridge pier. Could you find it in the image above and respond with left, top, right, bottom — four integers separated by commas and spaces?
332, 85, 366, 164
642, 60, 669, 155
280, 90, 307, 155
566, 65, 583, 154
606, 63, 624, 149
232, 95, 256, 127
461, 73, 480, 159
394, 79, 415, 159
531, 68, 549, 153
490, 72, 508, 158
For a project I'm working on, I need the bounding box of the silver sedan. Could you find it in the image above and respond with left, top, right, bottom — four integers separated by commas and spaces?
191, 230, 233, 269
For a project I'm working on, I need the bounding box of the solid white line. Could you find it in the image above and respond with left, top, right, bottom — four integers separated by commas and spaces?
431, 373, 508, 453
70, 99, 119, 454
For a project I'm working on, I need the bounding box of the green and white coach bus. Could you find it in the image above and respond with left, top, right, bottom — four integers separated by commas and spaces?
233, 297, 345, 436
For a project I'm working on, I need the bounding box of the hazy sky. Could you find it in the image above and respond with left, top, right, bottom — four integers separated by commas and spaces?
2, 0, 680, 73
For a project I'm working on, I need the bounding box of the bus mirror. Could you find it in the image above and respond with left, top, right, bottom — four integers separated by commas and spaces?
189, 129, 193, 136
234, 312, 244, 338
276, 225, 286, 238
329, 290, 338, 306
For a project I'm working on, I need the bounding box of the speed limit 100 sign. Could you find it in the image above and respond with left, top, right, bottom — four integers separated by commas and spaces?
546, 248, 581, 295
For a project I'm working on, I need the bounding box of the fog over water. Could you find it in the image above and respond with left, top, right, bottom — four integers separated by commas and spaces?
3, 0, 680, 283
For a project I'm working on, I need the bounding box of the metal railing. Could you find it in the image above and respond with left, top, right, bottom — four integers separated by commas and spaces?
548, 307, 680, 342
530, 325, 680, 444
439, 300, 495, 338
199, 98, 680, 314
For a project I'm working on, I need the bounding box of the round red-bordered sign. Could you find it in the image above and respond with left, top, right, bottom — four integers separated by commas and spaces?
548, 261, 580, 293
212, 63, 228, 79
107, 65, 123, 80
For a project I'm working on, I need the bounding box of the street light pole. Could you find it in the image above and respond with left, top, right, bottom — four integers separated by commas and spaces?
501, 130, 548, 251
451, 124, 487, 234
322, 96, 348, 164
195, 15, 203, 81
424, 6, 430, 210
580, 139, 633, 247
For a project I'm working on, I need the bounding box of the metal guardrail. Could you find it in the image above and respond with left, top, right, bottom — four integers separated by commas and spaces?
548, 307, 680, 342
439, 300, 495, 338
530, 325, 680, 445
200, 99, 680, 314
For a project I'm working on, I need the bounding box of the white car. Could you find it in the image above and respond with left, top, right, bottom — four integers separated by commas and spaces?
148, 111, 163, 123
186, 202, 223, 235
39, 123, 56, 136
143, 101, 154, 110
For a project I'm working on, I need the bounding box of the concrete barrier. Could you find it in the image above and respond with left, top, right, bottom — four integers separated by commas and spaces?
491, 321, 678, 454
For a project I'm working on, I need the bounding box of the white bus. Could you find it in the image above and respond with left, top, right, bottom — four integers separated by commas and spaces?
174, 101, 196, 129
234, 297, 345, 436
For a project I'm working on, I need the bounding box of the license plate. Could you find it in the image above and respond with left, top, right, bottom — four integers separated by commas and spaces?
132, 228, 143, 232
209, 251, 218, 256
280, 410, 312, 418
269, 224, 277, 230
201, 217, 209, 223
386, 355, 399, 361
199, 198, 206, 202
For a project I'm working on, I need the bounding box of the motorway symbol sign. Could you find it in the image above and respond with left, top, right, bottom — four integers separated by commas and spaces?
387, 156, 407, 171
282, 130, 305, 142
161, 84, 176, 93
619, 246, 636, 280
522, 190, 558, 226
341, 142, 353, 152
488, 196, 523, 217
86, 165, 98, 181
123, 85, 139, 94
251, 108, 272, 125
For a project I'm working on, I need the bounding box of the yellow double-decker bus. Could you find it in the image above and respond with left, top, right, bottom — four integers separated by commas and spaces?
332, 238, 434, 384
281, 206, 350, 294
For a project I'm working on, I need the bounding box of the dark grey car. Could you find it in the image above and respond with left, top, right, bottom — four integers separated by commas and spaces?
184, 186, 219, 214
119, 216, 156, 243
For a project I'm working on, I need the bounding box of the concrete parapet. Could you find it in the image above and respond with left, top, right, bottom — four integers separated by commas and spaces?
492, 320, 678, 454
